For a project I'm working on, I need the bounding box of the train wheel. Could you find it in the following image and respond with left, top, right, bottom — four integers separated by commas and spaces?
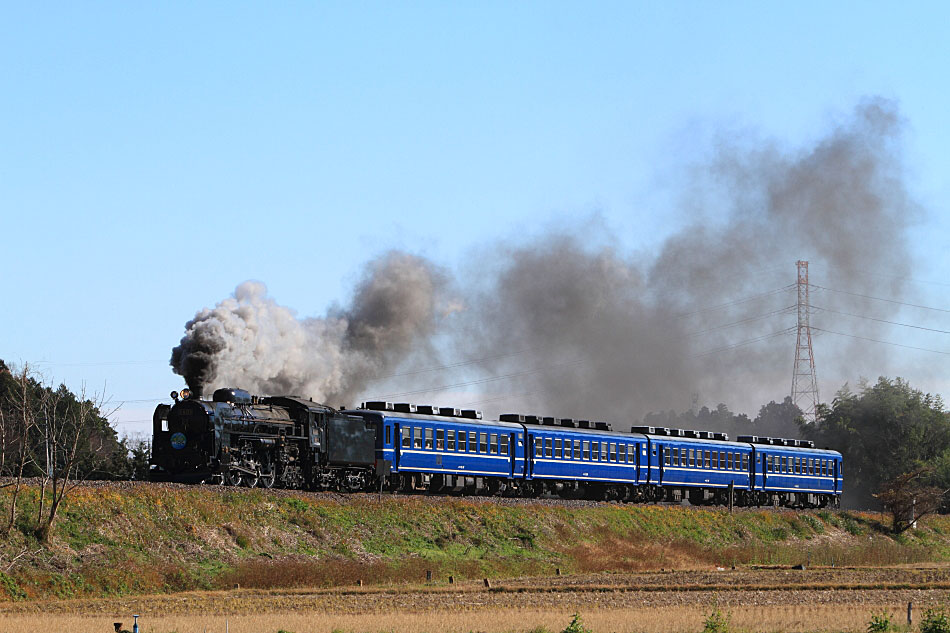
243, 471, 259, 488
225, 469, 243, 487
260, 465, 277, 489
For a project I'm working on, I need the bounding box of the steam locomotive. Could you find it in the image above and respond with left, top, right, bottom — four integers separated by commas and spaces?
151, 388, 842, 508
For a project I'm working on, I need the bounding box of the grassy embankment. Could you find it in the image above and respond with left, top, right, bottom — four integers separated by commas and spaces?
2, 484, 950, 601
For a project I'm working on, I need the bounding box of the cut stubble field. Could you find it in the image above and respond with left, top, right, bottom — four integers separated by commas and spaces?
3, 568, 950, 633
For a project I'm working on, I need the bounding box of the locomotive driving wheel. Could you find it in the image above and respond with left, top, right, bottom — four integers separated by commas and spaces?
225, 469, 243, 487
259, 462, 277, 489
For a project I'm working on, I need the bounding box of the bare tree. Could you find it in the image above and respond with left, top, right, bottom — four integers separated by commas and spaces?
875, 467, 950, 534
1, 365, 38, 536
33, 384, 112, 543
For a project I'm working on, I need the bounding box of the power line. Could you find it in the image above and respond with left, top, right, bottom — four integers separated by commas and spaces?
33, 360, 167, 367
693, 327, 795, 357
811, 327, 950, 356
810, 284, 950, 314
813, 305, 950, 335
686, 305, 796, 337
676, 285, 795, 318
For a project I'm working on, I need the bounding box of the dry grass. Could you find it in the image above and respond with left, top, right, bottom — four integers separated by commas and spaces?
0, 604, 934, 633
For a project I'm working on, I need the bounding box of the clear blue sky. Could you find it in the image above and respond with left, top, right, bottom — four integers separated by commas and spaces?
2, 2, 949, 435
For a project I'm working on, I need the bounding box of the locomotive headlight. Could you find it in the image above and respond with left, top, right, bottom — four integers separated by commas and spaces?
181, 388, 192, 400
170, 391, 179, 402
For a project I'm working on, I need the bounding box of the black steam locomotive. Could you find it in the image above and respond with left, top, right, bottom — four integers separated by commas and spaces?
151, 387, 379, 490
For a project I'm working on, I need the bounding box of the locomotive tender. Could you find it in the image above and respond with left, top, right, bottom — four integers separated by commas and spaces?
152, 388, 842, 508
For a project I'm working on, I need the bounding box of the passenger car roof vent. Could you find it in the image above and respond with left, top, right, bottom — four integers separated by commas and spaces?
577, 420, 591, 429
560, 418, 576, 428
500, 413, 525, 423
668, 428, 685, 437
415, 405, 438, 415
713, 432, 729, 441
594, 421, 612, 431
737, 435, 757, 443
362, 401, 394, 411
630, 426, 654, 434
438, 407, 461, 417
393, 403, 417, 414
541, 416, 558, 426
524, 415, 541, 425
796, 439, 815, 448
461, 409, 482, 420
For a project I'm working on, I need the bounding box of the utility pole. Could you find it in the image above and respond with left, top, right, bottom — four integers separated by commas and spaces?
791, 260, 820, 423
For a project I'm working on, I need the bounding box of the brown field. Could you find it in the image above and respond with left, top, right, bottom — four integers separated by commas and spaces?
3, 568, 950, 633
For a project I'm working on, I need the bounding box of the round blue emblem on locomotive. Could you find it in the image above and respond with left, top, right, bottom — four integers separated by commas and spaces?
170, 432, 187, 450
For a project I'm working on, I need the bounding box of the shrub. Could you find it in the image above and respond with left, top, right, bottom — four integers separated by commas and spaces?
922, 607, 950, 633
867, 611, 894, 633
703, 608, 731, 633
562, 613, 592, 633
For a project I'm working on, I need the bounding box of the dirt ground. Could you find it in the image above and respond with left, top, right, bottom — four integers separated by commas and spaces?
3, 567, 950, 633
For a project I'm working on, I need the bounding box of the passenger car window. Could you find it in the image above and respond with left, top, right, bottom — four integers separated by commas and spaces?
479, 433, 488, 453
555, 438, 562, 458
602, 443, 608, 461
447, 430, 455, 451
583, 441, 590, 460
386, 426, 391, 445
490, 433, 498, 454
664, 447, 671, 466
501, 435, 509, 456
425, 428, 433, 450
689, 449, 695, 467
414, 427, 422, 449
401, 427, 410, 448
712, 451, 718, 469
574, 440, 581, 460
681, 449, 688, 467
591, 442, 599, 461
436, 429, 444, 450
704, 450, 710, 468
535, 438, 542, 457
741, 454, 749, 471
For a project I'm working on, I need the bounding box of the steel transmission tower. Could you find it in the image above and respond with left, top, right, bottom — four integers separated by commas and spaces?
791, 260, 820, 422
